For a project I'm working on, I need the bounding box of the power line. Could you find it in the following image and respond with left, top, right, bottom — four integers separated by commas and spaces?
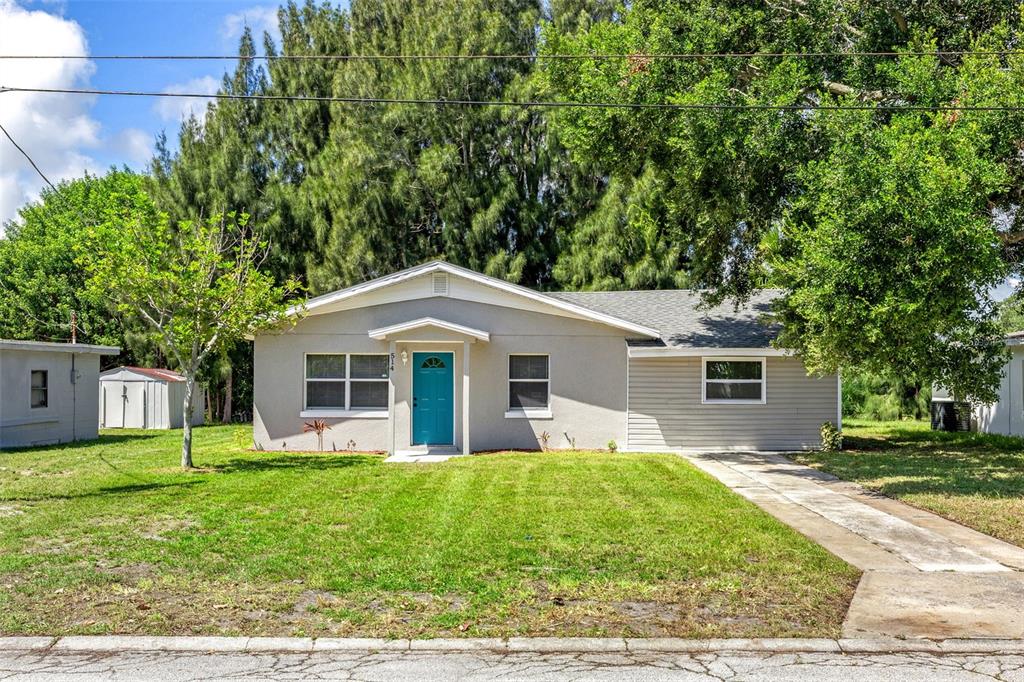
0, 50, 1021, 61
0, 120, 59, 193
2, 85, 1023, 112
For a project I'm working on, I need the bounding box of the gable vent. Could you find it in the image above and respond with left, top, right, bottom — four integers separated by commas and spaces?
432, 272, 449, 296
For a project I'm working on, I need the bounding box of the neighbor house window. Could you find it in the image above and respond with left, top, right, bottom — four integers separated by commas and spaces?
702, 358, 765, 404
304, 354, 388, 412
30, 370, 48, 408
508, 354, 550, 412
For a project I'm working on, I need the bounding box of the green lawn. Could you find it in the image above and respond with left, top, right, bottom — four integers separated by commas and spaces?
793, 419, 1024, 548
0, 425, 857, 639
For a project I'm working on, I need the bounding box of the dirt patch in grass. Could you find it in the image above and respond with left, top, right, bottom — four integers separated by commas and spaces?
0, 570, 855, 638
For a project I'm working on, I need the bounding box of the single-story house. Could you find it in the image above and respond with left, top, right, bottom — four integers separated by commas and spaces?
253, 261, 840, 455
969, 332, 1024, 435
99, 366, 205, 430
0, 339, 120, 449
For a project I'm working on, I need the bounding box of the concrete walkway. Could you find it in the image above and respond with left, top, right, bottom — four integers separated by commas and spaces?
680, 451, 1024, 639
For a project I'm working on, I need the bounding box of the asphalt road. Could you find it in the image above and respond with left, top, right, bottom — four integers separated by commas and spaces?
2, 648, 1023, 681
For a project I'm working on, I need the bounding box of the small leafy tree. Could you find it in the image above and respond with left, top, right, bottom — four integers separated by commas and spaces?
83, 212, 301, 468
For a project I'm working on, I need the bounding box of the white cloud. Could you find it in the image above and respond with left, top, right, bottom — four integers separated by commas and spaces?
0, 0, 101, 227
222, 5, 280, 48
111, 128, 154, 166
153, 76, 220, 124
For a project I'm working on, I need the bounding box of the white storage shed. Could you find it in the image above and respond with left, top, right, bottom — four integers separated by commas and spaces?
972, 333, 1024, 436
99, 367, 204, 430
1, 339, 120, 448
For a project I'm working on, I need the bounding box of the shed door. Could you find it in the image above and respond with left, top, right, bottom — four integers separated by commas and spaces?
121, 383, 147, 429
103, 384, 125, 428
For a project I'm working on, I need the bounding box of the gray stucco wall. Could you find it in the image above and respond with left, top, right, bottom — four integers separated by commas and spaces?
253, 297, 631, 452
627, 355, 839, 451
0, 350, 101, 449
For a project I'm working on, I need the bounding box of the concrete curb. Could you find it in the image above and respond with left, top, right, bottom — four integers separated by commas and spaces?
3, 636, 1024, 655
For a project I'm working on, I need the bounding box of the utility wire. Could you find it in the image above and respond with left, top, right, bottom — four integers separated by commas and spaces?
1, 50, 1023, 61
2, 85, 1023, 112
0, 120, 59, 193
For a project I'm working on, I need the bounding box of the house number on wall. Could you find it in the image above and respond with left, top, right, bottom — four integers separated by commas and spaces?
389, 353, 395, 372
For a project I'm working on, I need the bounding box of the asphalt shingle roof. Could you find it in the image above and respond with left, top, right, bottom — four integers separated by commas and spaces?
546, 289, 783, 349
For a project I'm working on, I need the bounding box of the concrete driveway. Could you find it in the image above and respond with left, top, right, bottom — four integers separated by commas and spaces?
681, 451, 1024, 639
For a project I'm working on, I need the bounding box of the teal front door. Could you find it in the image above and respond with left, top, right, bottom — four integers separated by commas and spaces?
412, 352, 454, 445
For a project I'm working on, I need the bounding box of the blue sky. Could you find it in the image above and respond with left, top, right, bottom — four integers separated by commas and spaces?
0, 0, 282, 225
66, 0, 281, 167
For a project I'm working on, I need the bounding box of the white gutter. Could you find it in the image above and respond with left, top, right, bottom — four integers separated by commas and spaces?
626, 346, 790, 358
0, 339, 120, 355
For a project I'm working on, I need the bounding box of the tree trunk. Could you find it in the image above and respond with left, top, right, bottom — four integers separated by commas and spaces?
222, 366, 233, 424
182, 374, 196, 468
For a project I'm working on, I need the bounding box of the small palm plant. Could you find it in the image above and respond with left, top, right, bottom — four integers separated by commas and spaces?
303, 419, 331, 452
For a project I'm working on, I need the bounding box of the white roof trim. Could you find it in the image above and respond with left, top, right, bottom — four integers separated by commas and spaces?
0, 339, 120, 355
628, 346, 790, 358
291, 261, 660, 338
99, 367, 185, 382
368, 317, 490, 342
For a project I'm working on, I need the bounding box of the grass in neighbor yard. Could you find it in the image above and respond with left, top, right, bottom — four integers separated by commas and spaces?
0, 425, 858, 639
793, 419, 1024, 548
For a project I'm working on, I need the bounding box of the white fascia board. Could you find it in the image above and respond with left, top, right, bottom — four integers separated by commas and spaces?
292, 261, 661, 339
287, 261, 441, 317
627, 346, 790, 358
0, 339, 120, 355
368, 317, 490, 342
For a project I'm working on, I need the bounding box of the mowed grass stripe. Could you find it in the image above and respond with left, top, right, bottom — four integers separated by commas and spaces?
0, 426, 858, 638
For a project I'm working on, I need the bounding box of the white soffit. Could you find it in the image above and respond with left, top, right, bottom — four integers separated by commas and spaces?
368, 317, 490, 342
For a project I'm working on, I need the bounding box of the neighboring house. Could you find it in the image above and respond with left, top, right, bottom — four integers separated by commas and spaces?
971, 332, 1024, 435
99, 366, 205, 430
253, 261, 840, 455
0, 339, 120, 449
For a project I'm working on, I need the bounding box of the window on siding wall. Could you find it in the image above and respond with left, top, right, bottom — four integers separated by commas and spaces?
30, 370, 48, 408
703, 359, 765, 404
305, 354, 389, 411
509, 355, 549, 409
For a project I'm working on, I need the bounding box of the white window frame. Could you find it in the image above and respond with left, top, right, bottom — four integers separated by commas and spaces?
30, 369, 48, 409
301, 352, 389, 418
701, 357, 766, 405
505, 353, 552, 419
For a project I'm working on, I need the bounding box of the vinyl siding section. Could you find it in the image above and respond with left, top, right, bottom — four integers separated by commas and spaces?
628, 356, 838, 451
